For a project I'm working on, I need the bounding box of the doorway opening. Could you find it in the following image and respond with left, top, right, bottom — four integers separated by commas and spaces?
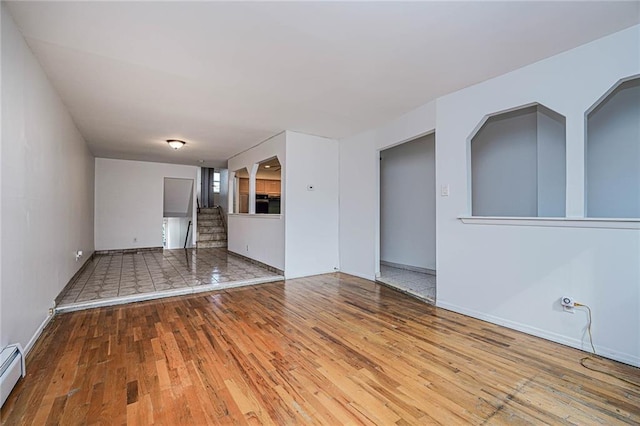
163, 177, 195, 249
378, 132, 436, 303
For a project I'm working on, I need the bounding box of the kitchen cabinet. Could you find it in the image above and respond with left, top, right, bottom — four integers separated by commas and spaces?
238, 178, 280, 195
266, 180, 281, 195
239, 178, 249, 194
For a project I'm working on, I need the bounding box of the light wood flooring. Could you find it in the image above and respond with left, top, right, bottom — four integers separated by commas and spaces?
2, 273, 639, 425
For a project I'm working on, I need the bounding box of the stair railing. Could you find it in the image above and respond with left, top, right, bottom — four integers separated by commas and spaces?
217, 205, 228, 237
184, 220, 192, 249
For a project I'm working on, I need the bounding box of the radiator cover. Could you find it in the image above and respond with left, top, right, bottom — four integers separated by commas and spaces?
1, 344, 25, 408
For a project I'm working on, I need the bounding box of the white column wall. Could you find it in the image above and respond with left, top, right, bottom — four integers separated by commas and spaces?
284, 131, 339, 278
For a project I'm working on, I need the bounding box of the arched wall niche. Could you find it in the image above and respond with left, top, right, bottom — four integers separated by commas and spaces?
470, 103, 566, 217
586, 75, 640, 218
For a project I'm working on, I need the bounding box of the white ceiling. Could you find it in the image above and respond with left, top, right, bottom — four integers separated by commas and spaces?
6, 1, 640, 168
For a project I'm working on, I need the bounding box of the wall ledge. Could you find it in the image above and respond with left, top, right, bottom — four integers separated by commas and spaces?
458, 216, 640, 230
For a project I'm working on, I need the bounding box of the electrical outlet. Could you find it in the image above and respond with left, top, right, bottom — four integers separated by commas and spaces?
48, 308, 54, 316
561, 296, 575, 313
246, 244, 249, 252
133, 237, 138, 243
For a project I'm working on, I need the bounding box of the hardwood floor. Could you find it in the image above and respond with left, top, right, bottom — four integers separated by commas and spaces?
2, 273, 639, 425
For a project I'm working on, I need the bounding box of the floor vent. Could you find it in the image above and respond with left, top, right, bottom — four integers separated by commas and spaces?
1, 344, 25, 407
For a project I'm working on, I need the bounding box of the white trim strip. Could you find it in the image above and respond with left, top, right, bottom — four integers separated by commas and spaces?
459, 216, 640, 229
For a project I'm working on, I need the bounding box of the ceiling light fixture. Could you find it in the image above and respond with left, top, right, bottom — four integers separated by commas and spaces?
264, 165, 271, 168
167, 139, 186, 150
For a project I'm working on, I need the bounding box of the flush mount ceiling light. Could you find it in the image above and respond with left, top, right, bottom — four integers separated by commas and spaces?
167, 139, 186, 150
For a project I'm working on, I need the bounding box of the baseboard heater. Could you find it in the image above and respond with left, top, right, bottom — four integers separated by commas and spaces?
1, 344, 25, 407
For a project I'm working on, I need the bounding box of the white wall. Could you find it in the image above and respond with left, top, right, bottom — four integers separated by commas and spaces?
340, 101, 436, 279
537, 108, 566, 217
435, 25, 640, 366
95, 158, 197, 250
1, 6, 95, 351
340, 25, 640, 366
228, 132, 286, 270
380, 133, 436, 270
285, 131, 339, 278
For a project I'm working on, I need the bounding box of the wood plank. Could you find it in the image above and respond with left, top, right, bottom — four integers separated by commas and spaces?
2, 273, 639, 425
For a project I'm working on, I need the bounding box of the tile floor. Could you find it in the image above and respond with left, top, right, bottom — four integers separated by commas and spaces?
57, 248, 283, 312
377, 264, 436, 303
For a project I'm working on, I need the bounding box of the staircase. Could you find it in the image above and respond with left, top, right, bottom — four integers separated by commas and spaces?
196, 207, 227, 248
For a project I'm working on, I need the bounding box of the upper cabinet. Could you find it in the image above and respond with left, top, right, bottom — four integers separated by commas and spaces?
238, 178, 280, 195
266, 180, 281, 195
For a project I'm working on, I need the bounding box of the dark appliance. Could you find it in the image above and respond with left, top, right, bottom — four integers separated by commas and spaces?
268, 196, 281, 214
256, 194, 269, 214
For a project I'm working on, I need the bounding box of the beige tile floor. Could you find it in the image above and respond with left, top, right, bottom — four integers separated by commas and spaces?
377, 264, 436, 303
57, 248, 283, 312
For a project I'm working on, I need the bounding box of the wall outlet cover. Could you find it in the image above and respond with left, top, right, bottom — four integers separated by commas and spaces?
561, 296, 575, 307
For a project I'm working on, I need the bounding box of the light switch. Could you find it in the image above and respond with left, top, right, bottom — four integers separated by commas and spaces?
441, 184, 450, 197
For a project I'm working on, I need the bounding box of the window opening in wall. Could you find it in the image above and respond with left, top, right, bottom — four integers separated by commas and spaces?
213, 172, 221, 194
470, 104, 566, 217
256, 157, 281, 214
586, 76, 640, 218
234, 167, 250, 213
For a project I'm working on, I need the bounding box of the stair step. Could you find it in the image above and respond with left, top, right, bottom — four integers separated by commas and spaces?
197, 233, 227, 241
198, 214, 220, 221
198, 220, 223, 227
197, 240, 227, 248
198, 226, 225, 234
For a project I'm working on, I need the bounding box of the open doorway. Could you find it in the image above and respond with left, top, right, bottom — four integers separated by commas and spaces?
378, 133, 436, 303
163, 177, 195, 249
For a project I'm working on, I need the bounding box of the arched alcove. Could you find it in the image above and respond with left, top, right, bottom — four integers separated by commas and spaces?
586, 76, 640, 218
470, 104, 566, 217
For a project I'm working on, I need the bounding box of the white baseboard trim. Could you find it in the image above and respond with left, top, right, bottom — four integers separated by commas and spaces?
436, 300, 640, 368
23, 311, 55, 356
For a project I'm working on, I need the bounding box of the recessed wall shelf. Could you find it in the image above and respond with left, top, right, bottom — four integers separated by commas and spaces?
469, 103, 566, 218
586, 76, 640, 219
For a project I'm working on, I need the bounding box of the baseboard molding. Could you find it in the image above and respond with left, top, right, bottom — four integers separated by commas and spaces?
23, 311, 55, 356
380, 260, 436, 276
436, 300, 640, 368
94, 246, 163, 255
